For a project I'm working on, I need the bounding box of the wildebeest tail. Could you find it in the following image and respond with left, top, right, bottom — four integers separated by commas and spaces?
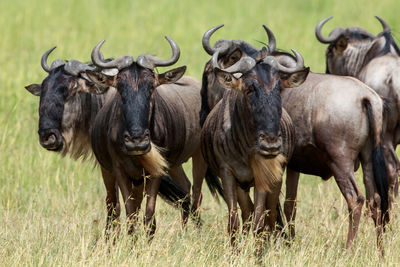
158, 175, 190, 213
364, 99, 389, 222
205, 167, 225, 202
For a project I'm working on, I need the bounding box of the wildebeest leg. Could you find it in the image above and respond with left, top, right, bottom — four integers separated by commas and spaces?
101, 167, 121, 240
144, 176, 161, 241
253, 187, 267, 257
237, 187, 253, 234
284, 168, 300, 240
382, 135, 399, 202
360, 149, 384, 254
168, 165, 191, 226
116, 169, 144, 235
390, 144, 400, 197
265, 181, 283, 234
328, 160, 364, 249
253, 188, 267, 233
191, 149, 207, 226
220, 167, 239, 246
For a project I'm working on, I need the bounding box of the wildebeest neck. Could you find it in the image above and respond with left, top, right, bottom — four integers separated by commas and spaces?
327, 31, 400, 77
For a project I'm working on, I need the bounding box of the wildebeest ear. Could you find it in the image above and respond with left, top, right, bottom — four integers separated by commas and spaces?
334, 36, 348, 53
156, 66, 186, 85
279, 67, 310, 88
214, 68, 243, 92
83, 70, 116, 94
25, 84, 41, 96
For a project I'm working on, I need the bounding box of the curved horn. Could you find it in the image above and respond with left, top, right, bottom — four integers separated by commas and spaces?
223, 56, 256, 74
315, 16, 345, 43
202, 24, 225, 55
91, 40, 134, 70
212, 50, 256, 74
264, 49, 305, 73
262, 25, 276, 52
136, 36, 180, 69
41, 46, 57, 73
375, 16, 391, 34
64, 60, 94, 76
211, 51, 221, 70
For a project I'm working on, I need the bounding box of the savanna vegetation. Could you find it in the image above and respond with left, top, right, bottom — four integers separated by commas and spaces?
1, 0, 399, 265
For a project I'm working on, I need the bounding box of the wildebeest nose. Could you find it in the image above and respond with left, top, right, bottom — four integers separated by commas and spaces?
259, 131, 281, 143
39, 131, 60, 150
124, 129, 151, 154
125, 129, 150, 142
42, 134, 56, 146
124, 132, 132, 143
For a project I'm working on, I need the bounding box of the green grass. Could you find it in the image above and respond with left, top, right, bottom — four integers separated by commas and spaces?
1, 0, 400, 265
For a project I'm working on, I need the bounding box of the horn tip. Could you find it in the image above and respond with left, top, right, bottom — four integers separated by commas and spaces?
291, 49, 302, 59
319, 16, 333, 24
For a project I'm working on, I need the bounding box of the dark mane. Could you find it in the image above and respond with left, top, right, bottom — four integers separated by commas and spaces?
385, 32, 400, 56
270, 50, 296, 59
200, 62, 211, 127
62, 91, 108, 161
235, 41, 259, 57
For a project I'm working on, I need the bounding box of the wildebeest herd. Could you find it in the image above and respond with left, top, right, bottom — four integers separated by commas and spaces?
25, 16, 400, 256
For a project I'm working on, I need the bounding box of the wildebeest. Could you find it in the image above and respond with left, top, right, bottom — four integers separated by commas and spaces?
25, 48, 192, 236
83, 36, 208, 236
201, 25, 389, 251
316, 16, 400, 203
200, 25, 308, 247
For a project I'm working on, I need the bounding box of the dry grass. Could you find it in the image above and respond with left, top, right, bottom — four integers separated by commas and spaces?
1, 0, 400, 266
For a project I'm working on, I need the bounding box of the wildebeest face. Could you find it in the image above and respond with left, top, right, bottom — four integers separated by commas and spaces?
215, 64, 282, 156
26, 66, 96, 152
85, 65, 186, 156
215, 59, 308, 157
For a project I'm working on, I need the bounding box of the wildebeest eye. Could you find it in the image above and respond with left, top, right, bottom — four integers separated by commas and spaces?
230, 55, 239, 62
224, 75, 232, 83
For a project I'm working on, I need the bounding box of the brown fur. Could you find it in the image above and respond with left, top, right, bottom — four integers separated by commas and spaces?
250, 153, 286, 193
138, 142, 168, 177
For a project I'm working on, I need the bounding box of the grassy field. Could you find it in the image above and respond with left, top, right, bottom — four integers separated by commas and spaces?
1, 0, 400, 265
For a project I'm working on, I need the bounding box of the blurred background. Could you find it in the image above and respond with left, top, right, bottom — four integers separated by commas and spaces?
1, 0, 399, 265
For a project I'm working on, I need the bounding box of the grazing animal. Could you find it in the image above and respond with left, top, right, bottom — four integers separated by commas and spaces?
25, 48, 192, 236
275, 51, 389, 252
200, 25, 307, 246
83, 37, 207, 236
201, 25, 389, 252
200, 25, 292, 234
316, 16, 400, 203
